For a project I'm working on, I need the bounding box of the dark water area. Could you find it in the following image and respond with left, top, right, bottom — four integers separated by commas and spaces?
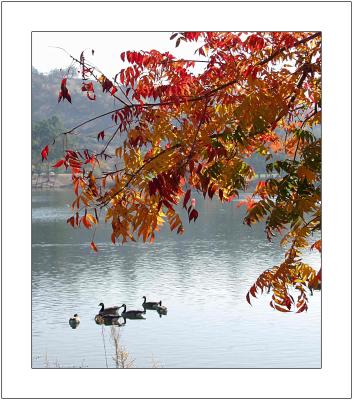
32, 190, 321, 368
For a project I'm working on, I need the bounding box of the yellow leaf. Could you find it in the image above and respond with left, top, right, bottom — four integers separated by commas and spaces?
86, 213, 97, 224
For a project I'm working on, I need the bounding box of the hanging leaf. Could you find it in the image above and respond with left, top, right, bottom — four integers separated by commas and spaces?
52, 159, 64, 168
189, 209, 198, 222
66, 216, 75, 228
41, 145, 49, 161
183, 189, 191, 208
90, 241, 98, 252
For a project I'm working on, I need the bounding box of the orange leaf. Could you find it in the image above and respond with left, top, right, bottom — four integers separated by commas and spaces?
311, 240, 321, 253
82, 215, 92, 229
297, 165, 316, 182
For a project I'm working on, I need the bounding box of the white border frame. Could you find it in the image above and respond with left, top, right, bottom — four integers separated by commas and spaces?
2, 1, 352, 398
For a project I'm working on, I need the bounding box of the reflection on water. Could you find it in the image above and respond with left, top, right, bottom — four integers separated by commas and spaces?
32, 190, 321, 368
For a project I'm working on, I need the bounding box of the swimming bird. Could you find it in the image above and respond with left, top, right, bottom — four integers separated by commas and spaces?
69, 314, 80, 328
155, 301, 167, 314
95, 314, 126, 326
98, 302, 119, 315
142, 296, 160, 309
120, 304, 145, 319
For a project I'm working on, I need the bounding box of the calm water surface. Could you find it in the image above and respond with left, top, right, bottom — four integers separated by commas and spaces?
32, 190, 321, 368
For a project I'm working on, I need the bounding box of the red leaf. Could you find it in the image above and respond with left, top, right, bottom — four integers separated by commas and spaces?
66, 216, 75, 228
82, 82, 94, 92
111, 233, 116, 244
246, 292, 252, 305
111, 86, 117, 96
87, 92, 96, 101
208, 184, 217, 199
59, 78, 72, 103
189, 209, 198, 222
296, 303, 308, 313
41, 145, 49, 161
177, 225, 184, 234
90, 241, 98, 252
52, 159, 64, 168
274, 304, 291, 312
121, 52, 125, 62
97, 131, 105, 141
73, 179, 79, 196
249, 284, 257, 298
66, 92, 72, 103
219, 189, 224, 201
183, 189, 191, 208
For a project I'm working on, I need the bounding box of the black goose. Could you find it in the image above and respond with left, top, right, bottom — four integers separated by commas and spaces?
155, 301, 167, 314
120, 304, 145, 319
98, 302, 119, 315
142, 296, 159, 309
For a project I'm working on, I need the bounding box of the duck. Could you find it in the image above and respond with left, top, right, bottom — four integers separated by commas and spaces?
69, 314, 80, 328
98, 302, 119, 315
155, 301, 167, 314
69, 313, 80, 323
119, 304, 145, 319
142, 296, 160, 309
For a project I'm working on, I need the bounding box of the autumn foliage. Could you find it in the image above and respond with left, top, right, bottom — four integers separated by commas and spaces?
42, 32, 321, 312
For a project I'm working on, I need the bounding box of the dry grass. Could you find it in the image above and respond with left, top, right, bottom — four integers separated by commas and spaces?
110, 325, 135, 368
35, 326, 160, 368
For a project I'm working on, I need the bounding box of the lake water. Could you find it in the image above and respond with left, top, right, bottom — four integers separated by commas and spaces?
32, 190, 321, 368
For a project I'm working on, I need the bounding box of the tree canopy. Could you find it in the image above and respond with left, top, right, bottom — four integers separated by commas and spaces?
41, 32, 321, 312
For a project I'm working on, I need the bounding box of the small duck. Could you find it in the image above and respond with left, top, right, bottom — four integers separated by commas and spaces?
69, 314, 80, 328
155, 301, 167, 314
120, 304, 145, 319
142, 296, 160, 309
98, 302, 119, 315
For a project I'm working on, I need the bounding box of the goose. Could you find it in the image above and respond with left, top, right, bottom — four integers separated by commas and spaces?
98, 302, 119, 315
95, 313, 126, 326
155, 301, 167, 314
120, 304, 145, 319
142, 296, 160, 309
69, 314, 80, 328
